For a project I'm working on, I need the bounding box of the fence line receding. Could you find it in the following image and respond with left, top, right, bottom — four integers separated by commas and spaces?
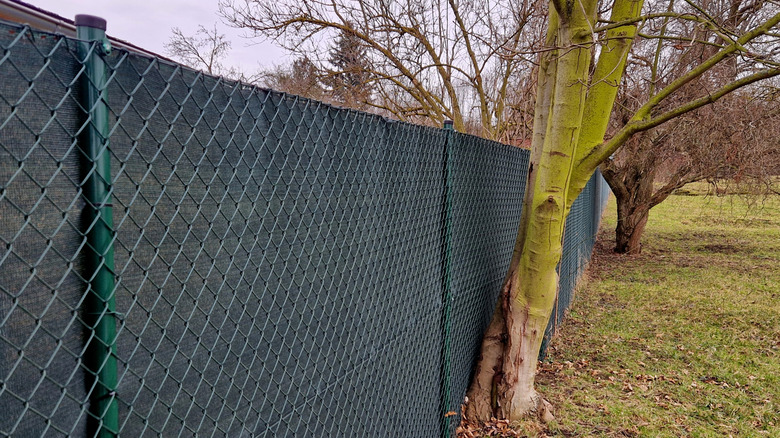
0, 18, 608, 437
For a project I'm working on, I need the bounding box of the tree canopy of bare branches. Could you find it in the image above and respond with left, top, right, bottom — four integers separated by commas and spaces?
218, 0, 547, 139
165, 24, 257, 83
601, 0, 780, 253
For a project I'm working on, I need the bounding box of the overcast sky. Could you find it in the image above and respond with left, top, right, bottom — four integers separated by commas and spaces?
31, 0, 286, 74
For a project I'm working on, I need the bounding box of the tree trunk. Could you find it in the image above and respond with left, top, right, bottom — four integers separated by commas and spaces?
465, 1, 594, 421
460, 0, 780, 425
465, 198, 567, 421
463, 0, 644, 423
614, 201, 649, 254
603, 152, 656, 255
498, 204, 564, 418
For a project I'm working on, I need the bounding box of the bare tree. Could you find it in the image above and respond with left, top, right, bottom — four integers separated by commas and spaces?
605, 89, 780, 253
461, 0, 779, 420
602, 0, 780, 254
262, 57, 328, 101
218, 0, 546, 139
165, 24, 256, 82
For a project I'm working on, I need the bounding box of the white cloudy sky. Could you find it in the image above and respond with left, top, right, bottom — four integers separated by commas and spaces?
30, 0, 286, 73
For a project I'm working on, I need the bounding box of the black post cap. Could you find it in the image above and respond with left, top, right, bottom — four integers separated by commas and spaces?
75, 14, 107, 31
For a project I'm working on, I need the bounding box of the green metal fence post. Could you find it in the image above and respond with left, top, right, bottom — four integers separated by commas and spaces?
440, 120, 455, 437
592, 170, 602, 239
76, 14, 119, 438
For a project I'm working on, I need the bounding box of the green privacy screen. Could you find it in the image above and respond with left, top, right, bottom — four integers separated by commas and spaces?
0, 22, 608, 437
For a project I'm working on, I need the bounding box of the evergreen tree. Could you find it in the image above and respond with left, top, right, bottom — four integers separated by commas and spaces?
327, 26, 373, 109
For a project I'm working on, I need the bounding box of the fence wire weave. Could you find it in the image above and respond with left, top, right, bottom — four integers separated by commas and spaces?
0, 21, 608, 437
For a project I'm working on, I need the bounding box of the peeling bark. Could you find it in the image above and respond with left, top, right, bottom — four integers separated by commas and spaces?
464, 290, 507, 421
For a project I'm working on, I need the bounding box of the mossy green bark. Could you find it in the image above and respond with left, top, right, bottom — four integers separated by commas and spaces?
466, 0, 780, 424
466, 0, 645, 422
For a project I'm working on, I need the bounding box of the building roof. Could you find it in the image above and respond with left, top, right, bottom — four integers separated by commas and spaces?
0, 0, 171, 60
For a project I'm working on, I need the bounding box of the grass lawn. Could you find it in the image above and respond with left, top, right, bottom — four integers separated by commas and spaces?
516, 188, 779, 437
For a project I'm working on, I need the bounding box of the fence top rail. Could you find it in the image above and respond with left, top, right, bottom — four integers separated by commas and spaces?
0, 10, 520, 146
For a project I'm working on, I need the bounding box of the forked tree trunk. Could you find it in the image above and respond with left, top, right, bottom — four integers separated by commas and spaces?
464, 0, 645, 423
465, 1, 592, 422
463, 0, 780, 424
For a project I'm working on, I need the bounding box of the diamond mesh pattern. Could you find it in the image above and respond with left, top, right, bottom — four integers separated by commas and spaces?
541, 172, 611, 356
0, 26, 89, 437
0, 21, 608, 437
440, 133, 528, 435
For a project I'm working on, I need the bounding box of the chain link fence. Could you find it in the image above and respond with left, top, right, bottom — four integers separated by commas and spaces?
540, 173, 610, 357
0, 19, 608, 437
